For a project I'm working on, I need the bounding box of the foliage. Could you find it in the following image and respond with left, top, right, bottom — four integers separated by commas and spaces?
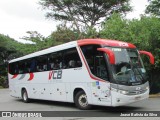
100, 13, 128, 41
1, 4, 160, 92
100, 14, 160, 69
19, 31, 62, 54
145, 0, 160, 17
39, 0, 132, 30
50, 23, 87, 43
100, 14, 160, 93
50, 23, 101, 42
21, 31, 48, 51
0, 76, 8, 88
0, 34, 23, 88
0, 34, 22, 64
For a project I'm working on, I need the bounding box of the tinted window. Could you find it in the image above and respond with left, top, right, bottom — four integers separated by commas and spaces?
9, 47, 82, 75
9, 62, 17, 75
36, 55, 48, 72
81, 45, 109, 80
63, 48, 82, 69
48, 52, 63, 70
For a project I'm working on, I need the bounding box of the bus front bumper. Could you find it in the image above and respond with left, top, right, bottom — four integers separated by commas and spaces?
111, 89, 149, 106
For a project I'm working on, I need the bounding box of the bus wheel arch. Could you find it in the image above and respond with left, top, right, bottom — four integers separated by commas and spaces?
73, 88, 91, 110
21, 88, 30, 103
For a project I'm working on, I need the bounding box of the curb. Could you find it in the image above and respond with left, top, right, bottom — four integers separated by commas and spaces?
149, 94, 160, 98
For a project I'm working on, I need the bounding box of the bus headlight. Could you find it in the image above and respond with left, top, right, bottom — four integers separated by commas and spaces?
146, 86, 149, 90
119, 90, 129, 95
111, 88, 129, 95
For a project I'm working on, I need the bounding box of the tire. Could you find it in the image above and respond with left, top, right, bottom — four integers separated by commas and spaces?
22, 89, 30, 103
74, 91, 91, 110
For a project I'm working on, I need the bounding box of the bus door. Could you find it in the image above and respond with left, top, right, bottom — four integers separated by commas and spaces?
81, 45, 111, 105
91, 54, 111, 105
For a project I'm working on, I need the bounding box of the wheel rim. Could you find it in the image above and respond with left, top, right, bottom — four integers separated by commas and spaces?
78, 94, 88, 107
23, 92, 27, 101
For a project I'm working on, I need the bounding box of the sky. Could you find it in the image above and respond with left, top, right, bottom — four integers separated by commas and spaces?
0, 0, 149, 43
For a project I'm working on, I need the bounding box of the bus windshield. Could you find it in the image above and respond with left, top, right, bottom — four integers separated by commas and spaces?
105, 47, 148, 86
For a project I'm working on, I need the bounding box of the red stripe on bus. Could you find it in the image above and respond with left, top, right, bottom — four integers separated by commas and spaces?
28, 73, 34, 81
78, 47, 105, 82
11, 74, 18, 79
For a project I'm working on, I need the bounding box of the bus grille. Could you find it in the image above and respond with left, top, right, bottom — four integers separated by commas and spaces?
127, 89, 147, 95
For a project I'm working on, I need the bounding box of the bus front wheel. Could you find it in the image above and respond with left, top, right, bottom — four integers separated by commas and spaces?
75, 91, 91, 110
22, 89, 30, 103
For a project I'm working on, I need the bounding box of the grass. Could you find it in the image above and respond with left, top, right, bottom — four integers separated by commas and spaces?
0, 86, 3, 89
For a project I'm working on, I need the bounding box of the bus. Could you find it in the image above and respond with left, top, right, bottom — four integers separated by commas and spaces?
8, 39, 154, 110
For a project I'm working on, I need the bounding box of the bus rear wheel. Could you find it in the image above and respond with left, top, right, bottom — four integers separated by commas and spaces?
22, 89, 30, 103
75, 91, 91, 110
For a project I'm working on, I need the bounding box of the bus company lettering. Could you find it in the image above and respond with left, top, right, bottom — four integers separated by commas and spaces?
48, 70, 62, 80
118, 42, 128, 47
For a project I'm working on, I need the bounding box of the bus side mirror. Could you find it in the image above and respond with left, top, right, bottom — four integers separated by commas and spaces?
97, 48, 115, 64
139, 51, 154, 65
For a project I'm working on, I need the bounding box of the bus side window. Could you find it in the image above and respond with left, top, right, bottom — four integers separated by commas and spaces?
63, 48, 82, 69
9, 63, 13, 75
77, 60, 82, 67
48, 52, 63, 70
26, 59, 31, 73
36, 55, 48, 72
81, 45, 109, 81
30, 59, 37, 72
9, 62, 17, 75
43, 64, 47, 71
54, 59, 60, 69
15, 63, 19, 74
18, 61, 26, 74
48, 60, 55, 70
48, 54, 55, 70
50, 63, 54, 69
69, 60, 76, 68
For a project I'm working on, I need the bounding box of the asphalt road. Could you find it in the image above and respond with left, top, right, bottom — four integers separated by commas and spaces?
0, 89, 159, 120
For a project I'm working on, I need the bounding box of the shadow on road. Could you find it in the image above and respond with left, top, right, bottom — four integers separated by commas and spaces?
16, 98, 142, 112
16, 99, 76, 109
12, 99, 146, 117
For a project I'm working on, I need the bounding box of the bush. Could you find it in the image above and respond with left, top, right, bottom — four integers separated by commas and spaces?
0, 76, 8, 88
100, 14, 160, 93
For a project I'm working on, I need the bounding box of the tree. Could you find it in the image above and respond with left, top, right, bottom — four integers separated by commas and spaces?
0, 34, 22, 87
50, 23, 86, 43
39, 0, 132, 31
0, 34, 18, 64
100, 14, 160, 93
100, 14, 160, 68
21, 31, 51, 51
145, 0, 160, 17
21, 31, 45, 44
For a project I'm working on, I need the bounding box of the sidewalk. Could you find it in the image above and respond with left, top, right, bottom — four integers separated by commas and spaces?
149, 93, 160, 98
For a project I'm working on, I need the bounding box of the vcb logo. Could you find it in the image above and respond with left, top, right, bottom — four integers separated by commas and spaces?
48, 70, 62, 80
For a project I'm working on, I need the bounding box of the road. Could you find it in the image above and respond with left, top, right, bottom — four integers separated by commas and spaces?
0, 89, 159, 120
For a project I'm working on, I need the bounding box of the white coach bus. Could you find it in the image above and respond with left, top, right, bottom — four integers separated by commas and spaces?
8, 39, 154, 109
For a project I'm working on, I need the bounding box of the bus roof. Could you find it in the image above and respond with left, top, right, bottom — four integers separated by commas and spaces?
78, 39, 136, 48
9, 39, 136, 63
